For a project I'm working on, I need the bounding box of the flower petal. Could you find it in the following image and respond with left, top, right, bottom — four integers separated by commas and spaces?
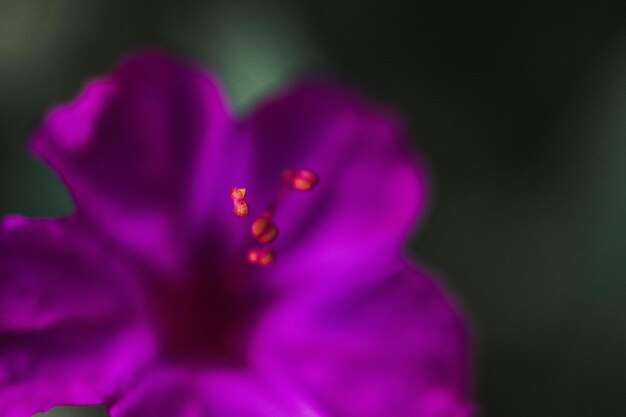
252, 263, 474, 417
0, 217, 155, 416
110, 368, 326, 417
242, 81, 429, 274
31, 52, 233, 270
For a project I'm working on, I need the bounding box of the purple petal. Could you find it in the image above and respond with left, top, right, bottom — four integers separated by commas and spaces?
110, 368, 325, 417
31, 52, 233, 270
0, 217, 156, 416
252, 263, 474, 417
241, 81, 429, 276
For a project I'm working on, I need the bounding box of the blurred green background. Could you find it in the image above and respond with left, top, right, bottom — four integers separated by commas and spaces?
1, 1, 625, 416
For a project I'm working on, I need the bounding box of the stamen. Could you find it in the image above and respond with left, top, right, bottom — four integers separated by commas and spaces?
230, 170, 320, 266
230, 187, 246, 200
233, 200, 249, 217
251, 214, 279, 244
247, 247, 275, 267
230, 187, 249, 217
284, 169, 319, 192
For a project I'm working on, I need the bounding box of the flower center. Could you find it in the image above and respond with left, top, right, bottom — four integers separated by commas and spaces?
152, 253, 267, 366
151, 169, 318, 365
232, 168, 319, 267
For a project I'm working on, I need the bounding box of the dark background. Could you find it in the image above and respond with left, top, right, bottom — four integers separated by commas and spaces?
1, 1, 625, 416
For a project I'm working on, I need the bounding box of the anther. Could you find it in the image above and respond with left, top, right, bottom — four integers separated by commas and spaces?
284, 169, 319, 192
251, 214, 279, 244
233, 200, 249, 217
247, 247, 275, 267
230, 187, 246, 200
230, 187, 249, 217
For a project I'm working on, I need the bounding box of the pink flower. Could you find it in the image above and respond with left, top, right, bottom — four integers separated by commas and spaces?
0, 51, 474, 417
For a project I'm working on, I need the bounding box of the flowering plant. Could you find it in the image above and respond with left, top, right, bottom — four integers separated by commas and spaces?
0, 52, 473, 417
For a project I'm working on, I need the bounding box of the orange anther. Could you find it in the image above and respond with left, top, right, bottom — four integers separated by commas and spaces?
247, 247, 275, 267
285, 169, 319, 192
233, 199, 249, 217
251, 215, 279, 244
230, 187, 249, 217
230, 187, 246, 200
